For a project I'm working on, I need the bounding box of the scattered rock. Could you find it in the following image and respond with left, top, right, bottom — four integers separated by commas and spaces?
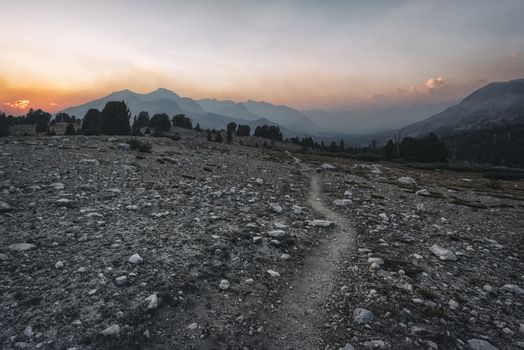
100, 324, 120, 336
398, 176, 417, 186
145, 294, 159, 310
429, 244, 458, 261
219, 279, 230, 290
8, 243, 36, 252
467, 339, 499, 350
353, 308, 375, 324
267, 269, 280, 277
129, 253, 144, 264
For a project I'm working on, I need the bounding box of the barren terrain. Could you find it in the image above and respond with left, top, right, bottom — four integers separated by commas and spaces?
1, 135, 523, 350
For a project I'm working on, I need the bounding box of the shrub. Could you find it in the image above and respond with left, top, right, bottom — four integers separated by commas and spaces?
127, 138, 152, 153
65, 123, 76, 135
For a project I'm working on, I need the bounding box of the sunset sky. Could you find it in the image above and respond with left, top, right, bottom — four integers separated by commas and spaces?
1, 0, 524, 115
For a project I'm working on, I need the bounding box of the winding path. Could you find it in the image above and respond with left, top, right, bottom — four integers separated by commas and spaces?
263, 155, 356, 349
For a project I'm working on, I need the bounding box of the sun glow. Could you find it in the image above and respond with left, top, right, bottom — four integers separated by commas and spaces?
3, 99, 30, 110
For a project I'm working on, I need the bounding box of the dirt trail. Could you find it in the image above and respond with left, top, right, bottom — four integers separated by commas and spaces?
262, 157, 356, 349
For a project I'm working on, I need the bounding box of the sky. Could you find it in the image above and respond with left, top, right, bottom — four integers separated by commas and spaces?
1, 0, 524, 115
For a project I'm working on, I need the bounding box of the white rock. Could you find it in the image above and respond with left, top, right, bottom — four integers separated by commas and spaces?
363, 340, 386, 348
306, 219, 335, 227
353, 308, 375, 324
56, 198, 74, 206
449, 299, 459, 309
129, 253, 143, 264
340, 344, 355, 350
344, 191, 353, 197
320, 163, 336, 170
115, 276, 127, 285
255, 178, 264, 185
145, 294, 159, 309
333, 199, 352, 207
467, 339, 498, 350
8, 243, 36, 252
429, 244, 457, 261
219, 279, 230, 290
270, 203, 283, 213
416, 203, 427, 212
0, 200, 13, 212
379, 213, 389, 222
398, 176, 417, 186
49, 183, 65, 190
415, 189, 430, 196
501, 284, 524, 295
268, 230, 286, 238
117, 143, 130, 151
79, 158, 99, 166
100, 324, 120, 336
280, 253, 291, 260
187, 322, 198, 330
273, 222, 288, 229
55, 261, 64, 269
245, 278, 254, 284
267, 269, 280, 277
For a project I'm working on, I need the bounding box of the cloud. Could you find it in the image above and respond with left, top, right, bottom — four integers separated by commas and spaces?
424, 76, 445, 89
406, 76, 447, 95
3, 99, 30, 110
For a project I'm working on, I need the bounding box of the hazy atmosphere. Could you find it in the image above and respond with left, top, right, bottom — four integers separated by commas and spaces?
2, 2, 524, 350
2, 0, 524, 119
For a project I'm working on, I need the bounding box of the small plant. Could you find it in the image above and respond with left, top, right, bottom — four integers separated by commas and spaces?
127, 138, 152, 153
417, 287, 438, 300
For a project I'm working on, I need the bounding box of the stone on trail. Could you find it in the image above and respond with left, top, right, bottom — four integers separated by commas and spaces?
467, 339, 499, 350
115, 276, 127, 285
0, 200, 12, 212
129, 253, 143, 264
8, 243, 36, 252
255, 178, 264, 185
100, 324, 120, 336
344, 191, 353, 197
319, 163, 336, 170
306, 219, 335, 227
398, 176, 417, 186
353, 307, 374, 324
333, 199, 352, 207
340, 344, 355, 350
429, 244, 458, 261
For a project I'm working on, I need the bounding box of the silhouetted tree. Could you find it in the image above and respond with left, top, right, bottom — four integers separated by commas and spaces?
172, 114, 192, 129
132, 111, 150, 135
226, 130, 233, 144
65, 123, 76, 135
384, 139, 395, 160
214, 132, 223, 143
29, 109, 52, 133
236, 124, 250, 137
207, 131, 212, 142
194, 123, 201, 132
253, 124, 282, 141
100, 101, 131, 135
226, 122, 237, 133
0, 112, 11, 137
55, 112, 72, 123
81, 109, 101, 135
149, 113, 171, 132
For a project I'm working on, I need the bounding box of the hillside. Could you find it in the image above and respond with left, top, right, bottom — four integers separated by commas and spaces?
401, 78, 524, 136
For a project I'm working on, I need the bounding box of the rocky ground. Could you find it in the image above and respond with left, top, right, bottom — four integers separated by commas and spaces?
310, 157, 524, 350
1, 135, 523, 350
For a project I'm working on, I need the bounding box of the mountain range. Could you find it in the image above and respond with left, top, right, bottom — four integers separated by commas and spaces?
62, 88, 318, 135
61, 78, 524, 141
